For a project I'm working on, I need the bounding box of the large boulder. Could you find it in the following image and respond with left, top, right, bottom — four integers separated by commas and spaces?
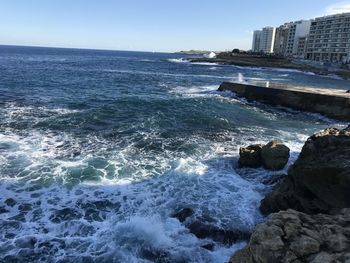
238, 144, 263, 168
230, 209, 350, 263
261, 140, 290, 170
261, 126, 350, 215
238, 141, 290, 170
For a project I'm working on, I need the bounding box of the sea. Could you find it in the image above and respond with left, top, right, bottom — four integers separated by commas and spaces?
0, 45, 348, 263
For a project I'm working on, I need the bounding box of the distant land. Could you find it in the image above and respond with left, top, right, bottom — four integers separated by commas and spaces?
174, 50, 218, 55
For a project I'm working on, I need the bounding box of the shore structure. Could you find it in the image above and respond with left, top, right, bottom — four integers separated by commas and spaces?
218, 81, 350, 121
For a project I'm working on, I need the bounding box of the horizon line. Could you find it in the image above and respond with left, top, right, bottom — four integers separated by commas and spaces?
0, 44, 181, 54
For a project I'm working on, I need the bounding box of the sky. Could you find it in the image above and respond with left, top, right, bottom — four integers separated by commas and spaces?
1, 0, 350, 52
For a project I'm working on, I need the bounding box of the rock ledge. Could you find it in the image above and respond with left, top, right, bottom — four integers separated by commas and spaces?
230, 209, 350, 263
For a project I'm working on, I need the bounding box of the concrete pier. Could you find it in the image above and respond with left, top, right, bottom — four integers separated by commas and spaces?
218, 82, 350, 121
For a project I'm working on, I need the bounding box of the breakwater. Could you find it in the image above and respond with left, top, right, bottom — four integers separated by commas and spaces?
218, 82, 350, 121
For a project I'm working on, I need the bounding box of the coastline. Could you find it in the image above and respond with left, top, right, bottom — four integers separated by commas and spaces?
2, 46, 349, 262
188, 53, 350, 80
229, 126, 350, 262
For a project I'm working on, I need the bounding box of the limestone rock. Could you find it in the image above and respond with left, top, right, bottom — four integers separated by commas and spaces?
238, 141, 290, 170
261, 140, 290, 170
261, 126, 350, 215
187, 221, 251, 245
229, 209, 350, 263
238, 144, 263, 168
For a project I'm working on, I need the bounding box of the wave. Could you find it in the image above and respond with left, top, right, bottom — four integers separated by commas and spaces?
103, 68, 234, 80
0, 123, 265, 262
191, 62, 220, 66
167, 58, 189, 63
139, 59, 156, 63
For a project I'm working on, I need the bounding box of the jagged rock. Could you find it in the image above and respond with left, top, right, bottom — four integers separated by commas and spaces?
201, 243, 215, 251
171, 208, 194, 223
229, 209, 350, 263
262, 174, 286, 185
187, 221, 251, 245
238, 144, 263, 168
261, 127, 350, 215
261, 140, 290, 170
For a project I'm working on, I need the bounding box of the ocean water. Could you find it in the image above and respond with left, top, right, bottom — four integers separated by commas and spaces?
0, 45, 348, 263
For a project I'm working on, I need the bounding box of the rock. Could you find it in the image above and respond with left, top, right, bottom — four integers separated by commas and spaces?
229, 209, 350, 263
201, 243, 215, 251
5, 198, 17, 207
172, 208, 250, 245
261, 140, 290, 170
0, 206, 9, 214
238, 141, 290, 170
171, 208, 194, 223
262, 174, 286, 185
261, 127, 350, 215
49, 208, 82, 223
238, 144, 263, 168
187, 221, 251, 245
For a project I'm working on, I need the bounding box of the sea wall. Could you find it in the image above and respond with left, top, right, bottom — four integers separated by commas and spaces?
218, 82, 350, 121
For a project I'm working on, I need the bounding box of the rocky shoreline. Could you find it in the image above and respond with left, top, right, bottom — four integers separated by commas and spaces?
188, 53, 350, 80
168, 126, 350, 262
230, 126, 350, 262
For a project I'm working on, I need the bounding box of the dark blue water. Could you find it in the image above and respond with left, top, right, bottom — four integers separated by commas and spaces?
0, 45, 347, 263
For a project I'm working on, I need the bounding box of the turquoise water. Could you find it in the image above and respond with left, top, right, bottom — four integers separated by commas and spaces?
0, 45, 347, 263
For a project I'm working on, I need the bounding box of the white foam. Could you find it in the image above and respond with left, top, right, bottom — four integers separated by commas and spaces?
103, 68, 233, 80
191, 62, 220, 66
171, 85, 219, 97
167, 58, 189, 63
1, 95, 344, 262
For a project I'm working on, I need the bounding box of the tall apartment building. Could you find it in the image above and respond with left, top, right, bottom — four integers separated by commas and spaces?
259, 27, 276, 53
305, 12, 350, 63
285, 20, 312, 57
252, 30, 262, 52
274, 23, 291, 55
296, 36, 308, 58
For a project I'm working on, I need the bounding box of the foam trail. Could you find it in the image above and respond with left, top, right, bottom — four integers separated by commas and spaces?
237, 73, 245, 83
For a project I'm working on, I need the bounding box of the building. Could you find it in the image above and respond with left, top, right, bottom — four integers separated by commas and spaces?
259, 27, 276, 53
285, 20, 312, 57
305, 12, 350, 63
273, 23, 291, 55
252, 30, 262, 52
296, 36, 308, 58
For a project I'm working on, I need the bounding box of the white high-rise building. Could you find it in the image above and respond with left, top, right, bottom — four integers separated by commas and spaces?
259, 27, 276, 53
285, 20, 312, 57
252, 30, 262, 52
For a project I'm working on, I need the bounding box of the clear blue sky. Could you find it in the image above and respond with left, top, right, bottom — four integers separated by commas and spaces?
1, 0, 349, 52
